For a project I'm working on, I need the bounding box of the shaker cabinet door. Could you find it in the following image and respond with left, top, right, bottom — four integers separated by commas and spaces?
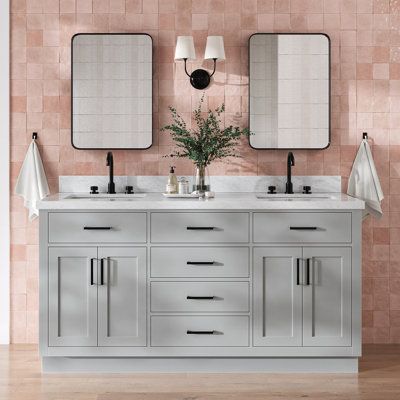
253, 247, 303, 346
48, 247, 98, 346
97, 247, 147, 346
302, 247, 352, 347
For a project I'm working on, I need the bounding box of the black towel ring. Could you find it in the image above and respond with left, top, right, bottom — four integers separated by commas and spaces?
363, 132, 368, 140
32, 132, 38, 140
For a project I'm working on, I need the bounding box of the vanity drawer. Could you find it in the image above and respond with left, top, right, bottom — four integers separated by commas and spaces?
150, 247, 249, 278
150, 316, 249, 347
48, 212, 146, 243
253, 212, 351, 243
151, 282, 249, 313
150, 212, 249, 243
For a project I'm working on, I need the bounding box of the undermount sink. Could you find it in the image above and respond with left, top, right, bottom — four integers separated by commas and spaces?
256, 193, 335, 201
65, 193, 146, 201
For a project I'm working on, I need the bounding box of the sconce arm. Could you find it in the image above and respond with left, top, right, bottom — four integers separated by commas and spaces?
209, 58, 217, 77
183, 58, 191, 77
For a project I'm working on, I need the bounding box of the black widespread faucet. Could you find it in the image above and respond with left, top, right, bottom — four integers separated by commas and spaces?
106, 151, 116, 194
285, 152, 295, 194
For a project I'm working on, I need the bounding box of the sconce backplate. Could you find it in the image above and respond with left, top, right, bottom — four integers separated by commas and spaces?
190, 69, 211, 90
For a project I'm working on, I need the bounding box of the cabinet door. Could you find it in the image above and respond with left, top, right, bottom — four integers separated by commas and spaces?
48, 247, 98, 346
303, 247, 351, 347
98, 247, 147, 346
253, 247, 303, 346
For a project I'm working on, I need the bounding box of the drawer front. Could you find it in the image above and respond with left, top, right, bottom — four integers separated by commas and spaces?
253, 212, 351, 243
150, 247, 249, 278
151, 282, 249, 313
150, 316, 249, 347
49, 212, 147, 243
150, 213, 249, 243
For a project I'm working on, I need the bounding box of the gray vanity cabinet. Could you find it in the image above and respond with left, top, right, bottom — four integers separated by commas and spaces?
40, 209, 362, 372
48, 246, 146, 347
49, 247, 98, 347
253, 246, 352, 347
97, 247, 146, 346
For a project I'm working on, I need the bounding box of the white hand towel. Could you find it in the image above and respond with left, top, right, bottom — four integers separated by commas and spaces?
347, 139, 384, 219
15, 140, 50, 221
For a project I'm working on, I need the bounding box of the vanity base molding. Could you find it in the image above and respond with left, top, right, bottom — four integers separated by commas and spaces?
42, 357, 358, 373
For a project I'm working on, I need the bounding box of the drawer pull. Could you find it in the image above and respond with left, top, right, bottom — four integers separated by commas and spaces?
84, 226, 112, 230
186, 261, 215, 265
186, 296, 215, 300
186, 330, 216, 335
186, 226, 215, 230
290, 226, 317, 230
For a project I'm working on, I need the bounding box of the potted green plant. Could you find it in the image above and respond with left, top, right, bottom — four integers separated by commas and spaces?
161, 97, 250, 193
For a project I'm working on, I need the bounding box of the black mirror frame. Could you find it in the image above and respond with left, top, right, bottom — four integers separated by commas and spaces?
71, 32, 153, 150
248, 32, 331, 151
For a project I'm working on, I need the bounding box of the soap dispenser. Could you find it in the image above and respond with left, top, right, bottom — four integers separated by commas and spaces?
166, 166, 178, 194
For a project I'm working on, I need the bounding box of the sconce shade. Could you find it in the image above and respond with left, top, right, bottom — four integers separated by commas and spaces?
174, 36, 196, 60
204, 36, 225, 60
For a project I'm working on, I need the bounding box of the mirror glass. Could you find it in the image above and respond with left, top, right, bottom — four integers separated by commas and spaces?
249, 33, 330, 149
72, 34, 152, 149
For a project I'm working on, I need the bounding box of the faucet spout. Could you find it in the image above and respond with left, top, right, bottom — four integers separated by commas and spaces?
285, 151, 295, 194
106, 151, 116, 194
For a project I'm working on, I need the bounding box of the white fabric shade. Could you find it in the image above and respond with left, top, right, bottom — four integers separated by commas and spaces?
174, 36, 196, 60
204, 36, 225, 60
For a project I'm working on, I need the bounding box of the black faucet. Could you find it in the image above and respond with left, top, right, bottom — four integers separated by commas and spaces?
106, 151, 116, 194
285, 152, 295, 194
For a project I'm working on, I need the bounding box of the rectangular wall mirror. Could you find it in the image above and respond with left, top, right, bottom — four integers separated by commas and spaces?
249, 33, 330, 149
72, 33, 152, 149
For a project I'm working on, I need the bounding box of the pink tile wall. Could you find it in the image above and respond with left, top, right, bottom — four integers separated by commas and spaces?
9, 0, 400, 343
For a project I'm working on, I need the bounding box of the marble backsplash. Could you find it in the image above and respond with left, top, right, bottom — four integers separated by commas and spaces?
59, 175, 341, 194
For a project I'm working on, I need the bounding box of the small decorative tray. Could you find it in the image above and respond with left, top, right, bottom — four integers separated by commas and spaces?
162, 193, 202, 198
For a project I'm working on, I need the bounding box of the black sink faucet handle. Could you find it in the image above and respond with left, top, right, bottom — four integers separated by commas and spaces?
267, 185, 277, 194
125, 185, 134, 194
90, 186, 99, 194
303, 185, 312, 194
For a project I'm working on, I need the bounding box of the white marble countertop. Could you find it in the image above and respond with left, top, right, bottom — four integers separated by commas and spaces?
38, 192, 365, 210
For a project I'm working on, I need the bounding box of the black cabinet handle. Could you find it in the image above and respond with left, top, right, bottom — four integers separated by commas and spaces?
306, 258, 311, 285
100, 258, 104, 285
187, 330, 215, 335
296, 258, 300, 285
290, 227, 317, 230
186, 261, 215, 265
84, 226, 112, 230
187, 227, 215, 230
90, 258, 94, 285
186, 296, 215, 300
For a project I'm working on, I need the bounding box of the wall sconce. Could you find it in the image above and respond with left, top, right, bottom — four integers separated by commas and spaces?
174, 36, 225, 90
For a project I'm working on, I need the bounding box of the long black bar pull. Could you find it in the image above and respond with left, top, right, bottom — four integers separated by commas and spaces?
100, 258, 105, 285
187, 261, 215, 265
306, 258, 311, 285
90, 258, 94, 285
84, 226, 112, 230
296, 258, 300, 285
187, 227, 215, 230
187, 330, 215, 335
186, 296, 215, 300
290, 227, 317, 231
